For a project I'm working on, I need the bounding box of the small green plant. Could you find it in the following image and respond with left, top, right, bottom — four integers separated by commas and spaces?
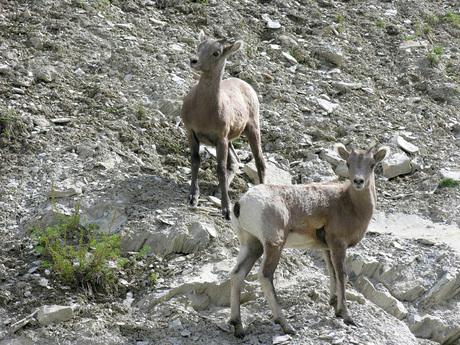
29, 199, 150, 291
443, 11, 460, 28
424, 13, 439, 26
0, 107, 18, 121
374, 19, 387, 27
150, 273, 158, 282
438, 178, 459, 188
336, 14, 344, 24
77, 3, 87, 8
232, 139, 243, 149
433, 46, 444, 55
105, 106, 118, 113
427, 52, 440, 66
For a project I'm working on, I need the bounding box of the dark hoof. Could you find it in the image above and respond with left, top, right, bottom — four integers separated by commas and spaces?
344, 318, 357, 327
283, 324, 296, 335
188, 194, 198, 207
223, 210, 231, 221
229, 320, 245, 338
212, 186, 222, 198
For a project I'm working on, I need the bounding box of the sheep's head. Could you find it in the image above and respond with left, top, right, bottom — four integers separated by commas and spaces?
335, 143, 390, 191
190, 30, 243, 73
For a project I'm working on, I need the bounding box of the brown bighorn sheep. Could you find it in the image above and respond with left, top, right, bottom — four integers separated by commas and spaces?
229, 143, 390, 337
181, 31, 266, 220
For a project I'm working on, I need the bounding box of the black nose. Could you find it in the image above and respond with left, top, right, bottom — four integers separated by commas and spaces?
190, 58, 198, 65
353, 178, 364, 187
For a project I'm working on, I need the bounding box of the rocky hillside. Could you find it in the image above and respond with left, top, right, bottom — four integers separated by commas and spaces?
0, 0, 459, 344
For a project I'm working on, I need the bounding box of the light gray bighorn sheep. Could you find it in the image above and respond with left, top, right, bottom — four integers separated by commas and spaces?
229, 143, 390, 337
181, 31, 266, 220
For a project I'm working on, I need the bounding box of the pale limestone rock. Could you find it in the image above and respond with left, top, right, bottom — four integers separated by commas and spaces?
37, 305, 74, 326
354, 276, 408, 320
243, 160, 292, 185
423, 270, 460, 308
382, 153, 412, 179
392, 135, 419, 154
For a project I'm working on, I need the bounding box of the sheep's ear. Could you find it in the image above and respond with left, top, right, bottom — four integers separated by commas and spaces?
199, 30, 206, 42
374, 146, 390, 163
223, 40, 243, 56
334, 143, 350, 161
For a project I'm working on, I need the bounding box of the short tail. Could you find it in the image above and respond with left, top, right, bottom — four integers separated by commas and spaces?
233, 201, 240, 219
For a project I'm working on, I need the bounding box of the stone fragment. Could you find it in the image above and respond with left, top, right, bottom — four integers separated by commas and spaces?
423, 270, 460, 308
37, 305, 74, 326
243, 160, 292, 185
319, 148, 341, 166
267, 20, 281, 29
35, 66, 57, 82
0, 336, 36, 345
315, 46, 345, 66
407, 313, 460, 344
392, 135, 419, 154
381, 153, 412, 179
13, 77, 33, 87
273, 334, 292, 344
278, 35, 298, 47
428, 83, 460, 104
150, 18, 167, 26
354, 276, 408, 320
30, 37, 43, 50
331, 81, 362, 92
159, 99, 181, 118
399, 39, 429, 49
0, 64, 10, 73
82, 201, 128, 234
281, 51, 298, 66
334, 161, 349, 178
127, 221, 216, 257
95, 153, 123, 170
49, 179, 84, 198
347, 254, 380, 280
32, 116, 50, 127
452, 123, 460, 138
316, 97, 339, 113
440, 169, 460, 181
50, 118, 72, 124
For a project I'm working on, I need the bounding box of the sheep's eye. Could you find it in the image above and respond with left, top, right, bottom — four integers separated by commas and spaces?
370, 163, 376, 170
212, 51, 220, 57
346, 162, 350, 168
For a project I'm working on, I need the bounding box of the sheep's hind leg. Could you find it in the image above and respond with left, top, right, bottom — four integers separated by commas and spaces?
187, 130, 201, 206
259, 243, 296, 335
213, 143, 240, 197
230, 234, 264, 338
244, 125, 266, 184
216, 139, 231, 220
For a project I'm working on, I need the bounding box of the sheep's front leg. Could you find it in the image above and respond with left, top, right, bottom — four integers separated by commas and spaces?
187, 130, 200, 206
322, 249, 338, 308
330, 243, 356, 326
213, 143, 240, 197
259, 243, 296, 335
216, 139, 231, 220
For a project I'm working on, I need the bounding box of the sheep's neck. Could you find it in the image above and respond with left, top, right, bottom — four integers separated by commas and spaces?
196, 66, 225, 104
346, 177, 377, 220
